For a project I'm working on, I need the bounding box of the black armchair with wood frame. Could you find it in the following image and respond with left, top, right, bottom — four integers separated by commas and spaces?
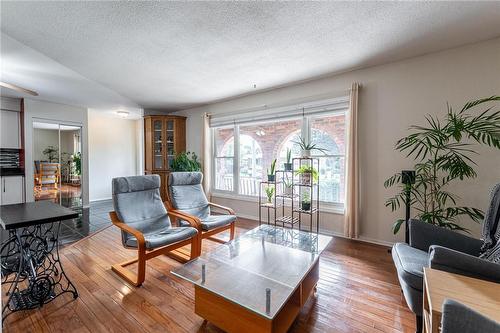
166, 172, 236, 256
110, 175, 200, 287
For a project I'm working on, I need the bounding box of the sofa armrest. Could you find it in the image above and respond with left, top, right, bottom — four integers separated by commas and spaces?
409, 219, 483, 255
429, 245, 500, 283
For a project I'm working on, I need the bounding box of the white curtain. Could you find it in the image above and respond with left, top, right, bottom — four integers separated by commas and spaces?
202, 112, 212, 199
344, 83, 360, 238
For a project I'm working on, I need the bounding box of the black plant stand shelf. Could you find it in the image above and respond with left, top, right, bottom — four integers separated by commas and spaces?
258, 159, 321, 233
0, 201, 79, 323
292, 157, 320, 233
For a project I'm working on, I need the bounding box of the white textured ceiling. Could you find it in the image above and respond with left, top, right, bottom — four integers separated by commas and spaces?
1, 1, 500, 111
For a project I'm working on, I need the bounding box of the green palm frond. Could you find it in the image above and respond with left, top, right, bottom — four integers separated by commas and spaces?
384, 96, 499, 233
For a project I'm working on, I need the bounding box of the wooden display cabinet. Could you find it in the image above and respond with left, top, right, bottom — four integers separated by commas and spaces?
144, 115, 186, 200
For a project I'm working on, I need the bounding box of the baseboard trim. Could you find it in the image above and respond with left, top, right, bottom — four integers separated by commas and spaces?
90, 197, 112, 203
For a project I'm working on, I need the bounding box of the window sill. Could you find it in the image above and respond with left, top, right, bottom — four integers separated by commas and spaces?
210, 191, 345, 215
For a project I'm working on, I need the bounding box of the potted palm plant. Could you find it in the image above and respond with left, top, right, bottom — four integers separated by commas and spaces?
265, 186, 275, 204
295, 165, 318, 185
267, 159, 277, 182
293, 136, 328, 157
301, 191, 311, 211
283, 149, 292, 171
385, 96, 500, 234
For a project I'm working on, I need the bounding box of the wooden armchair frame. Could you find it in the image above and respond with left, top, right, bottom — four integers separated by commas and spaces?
165, 199, 236, 256
109, 207, 200, 287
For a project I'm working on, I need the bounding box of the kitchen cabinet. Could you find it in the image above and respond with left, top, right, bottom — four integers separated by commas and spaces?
0, 176, 24, 205
0, 110, 20, 149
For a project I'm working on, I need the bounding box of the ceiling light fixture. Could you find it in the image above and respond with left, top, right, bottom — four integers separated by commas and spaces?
116, 111, 129, 118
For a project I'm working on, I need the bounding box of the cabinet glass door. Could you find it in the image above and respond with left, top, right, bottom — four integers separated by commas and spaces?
153, 120, 164, 169
166, 120, 175, 169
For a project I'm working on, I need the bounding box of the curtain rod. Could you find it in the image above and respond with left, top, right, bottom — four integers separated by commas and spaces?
207, 89, 351, 118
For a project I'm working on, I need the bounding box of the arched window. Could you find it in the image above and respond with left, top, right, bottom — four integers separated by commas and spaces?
277, 130, 302, 165
239, 134, 263, 179
310, 128, 339, 155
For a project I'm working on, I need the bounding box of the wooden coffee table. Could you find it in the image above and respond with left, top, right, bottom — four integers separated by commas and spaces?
172, 225, 332, 333
423, 267, 500, 333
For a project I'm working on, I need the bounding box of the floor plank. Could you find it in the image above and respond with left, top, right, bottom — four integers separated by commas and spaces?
3, 218, 415, 333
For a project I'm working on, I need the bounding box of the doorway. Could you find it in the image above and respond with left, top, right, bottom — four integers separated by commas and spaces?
32, 121, 82, 209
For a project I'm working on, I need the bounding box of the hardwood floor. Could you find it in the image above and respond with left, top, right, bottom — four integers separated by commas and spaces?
3, 218, 416, 333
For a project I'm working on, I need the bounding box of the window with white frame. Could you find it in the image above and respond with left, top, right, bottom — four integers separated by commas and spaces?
211, 98, 348, 206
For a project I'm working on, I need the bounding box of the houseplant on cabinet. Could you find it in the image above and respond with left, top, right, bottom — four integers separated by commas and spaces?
385, 96, 500, 234
170, 151, 201, 172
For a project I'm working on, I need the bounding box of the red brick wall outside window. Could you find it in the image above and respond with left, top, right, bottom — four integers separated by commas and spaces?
213, 113, 346, 204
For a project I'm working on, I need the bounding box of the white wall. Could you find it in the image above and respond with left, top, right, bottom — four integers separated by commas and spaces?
88, 111, 141, 201
24, 99, 90, 205
32, 128, 58, 161
177, 38, 500, 245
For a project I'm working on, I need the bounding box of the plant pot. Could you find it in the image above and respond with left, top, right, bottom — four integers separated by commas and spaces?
301, 149, 311, 158
284, 186, 293, 196
301, 201, 311, 211
267, 175, 275, 182
300, 172, 312, 185
284, 163, 292, 171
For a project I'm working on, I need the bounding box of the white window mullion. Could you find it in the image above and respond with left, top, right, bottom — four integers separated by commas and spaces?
211, 128, 216, 191
302, 116, 310, 144
233, 125, 240, 195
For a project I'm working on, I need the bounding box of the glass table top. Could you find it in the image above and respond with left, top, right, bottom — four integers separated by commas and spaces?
171, 225, 332, 319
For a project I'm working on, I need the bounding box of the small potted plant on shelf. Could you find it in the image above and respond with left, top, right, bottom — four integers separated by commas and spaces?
293, 136, 328, 157
267, 159, 277, 182
284, 149, 292, 171
265, 186, 275, 204
295, 165, 318, 185
283, 177, 293, 196
301, 191, 311, 211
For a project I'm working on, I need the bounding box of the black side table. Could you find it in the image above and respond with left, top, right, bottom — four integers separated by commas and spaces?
0, 201, 79, 322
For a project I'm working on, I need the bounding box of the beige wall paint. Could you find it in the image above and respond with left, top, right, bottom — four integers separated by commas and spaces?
33, 128, 58, 161
177, 38, 500, 245
88, 111, 141, 201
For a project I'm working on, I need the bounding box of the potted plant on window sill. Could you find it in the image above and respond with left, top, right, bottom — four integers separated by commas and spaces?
267, 159, 277, 182
301, 192, 311, 211
293, 136, 328, 157
295, 165, 318, 185
284, 149, 292, 171
265, 186, 275, 205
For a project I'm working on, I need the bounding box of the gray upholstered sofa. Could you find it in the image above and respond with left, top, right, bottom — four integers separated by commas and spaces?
441, 299, 500, 333
392, 184, 500, 332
